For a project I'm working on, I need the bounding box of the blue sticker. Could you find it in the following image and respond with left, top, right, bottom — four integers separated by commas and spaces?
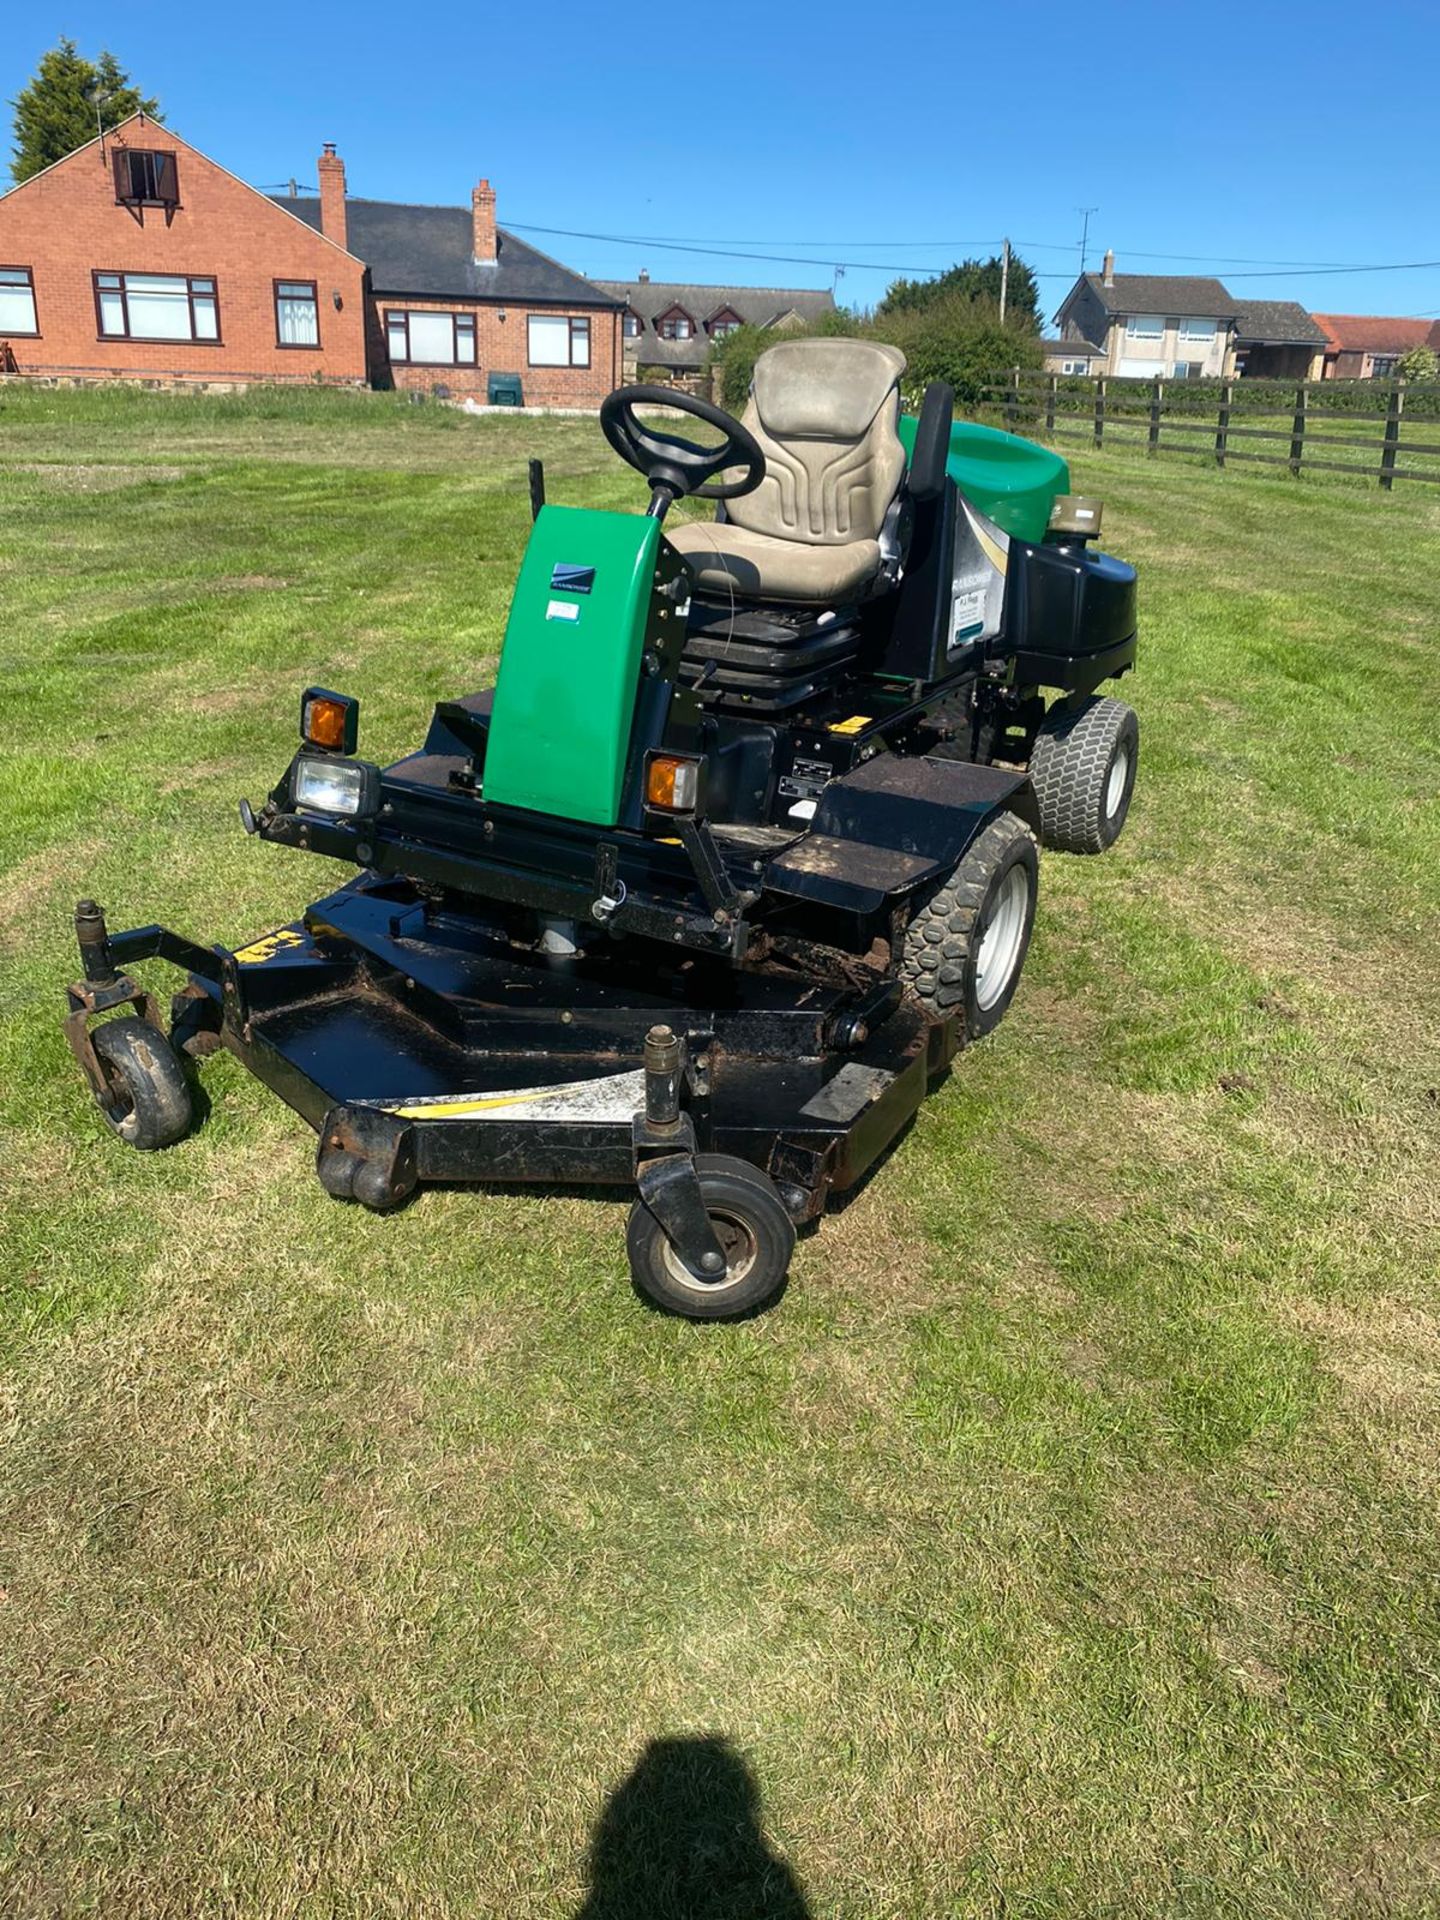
551, 564, 595, 594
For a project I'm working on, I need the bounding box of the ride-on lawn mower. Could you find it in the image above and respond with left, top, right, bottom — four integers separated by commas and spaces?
64, 340, 1138, 1317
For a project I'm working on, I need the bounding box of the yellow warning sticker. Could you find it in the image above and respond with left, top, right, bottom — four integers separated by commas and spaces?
828, 714, 872, 736
233, 929, 305, 966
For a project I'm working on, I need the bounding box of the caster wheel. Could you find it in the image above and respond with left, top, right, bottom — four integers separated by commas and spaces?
626, 1155, 796, 1320
90, 1016, 193, 1151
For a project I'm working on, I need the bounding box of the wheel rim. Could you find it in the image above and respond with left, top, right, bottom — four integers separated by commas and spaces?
974, 864, 1031, 1012
660, 1207, 758, 1294
1105, 744, 1131, 821
95, 1055, 138, 1141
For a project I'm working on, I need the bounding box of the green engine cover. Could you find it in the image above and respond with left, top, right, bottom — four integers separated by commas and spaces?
483, 505, 661, 826
898, 413, 1070, 543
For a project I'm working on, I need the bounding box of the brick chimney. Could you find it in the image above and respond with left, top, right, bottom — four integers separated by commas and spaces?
472, 178, 497, 264
1102, 248, 1115, 288
318, 143, 347, 251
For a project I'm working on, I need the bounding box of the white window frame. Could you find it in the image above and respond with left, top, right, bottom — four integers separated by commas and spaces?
1179, 316, 1216, 344
1125, 313, 1164, 342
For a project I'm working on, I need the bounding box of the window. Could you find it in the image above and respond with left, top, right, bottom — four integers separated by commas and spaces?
275, 280, 320, 349
707, 309, 743, 339
94, 271, 218, 342
1125, 314, 1164, 341
658, 311, 693, 341
1371, 354, 1398, 378
0, 267, 38, 336
385, 309, 476, 365
113, 149, 179, 207
1179, 316, 1216, 343
527, 314, 591, 367
1061, 359, 1089, 375
1172, 362, 1191, 380
623, 313, 640, 339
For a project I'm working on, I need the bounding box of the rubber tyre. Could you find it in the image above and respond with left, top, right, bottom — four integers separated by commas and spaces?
1030, 696, 1139, 854
626, 1154, 796, 1321
899, 810, 1038, 1042
90, 1016, 193, 1151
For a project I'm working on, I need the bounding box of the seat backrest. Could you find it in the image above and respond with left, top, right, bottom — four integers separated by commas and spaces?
725, 339, 907, 548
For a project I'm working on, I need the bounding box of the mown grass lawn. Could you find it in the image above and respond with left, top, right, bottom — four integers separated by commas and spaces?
1, 385, 1438, 1919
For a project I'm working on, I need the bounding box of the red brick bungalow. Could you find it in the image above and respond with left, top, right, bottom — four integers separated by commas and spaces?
0, 114, 369, 384
277, 155, 624, 406
0, 115, 624, 406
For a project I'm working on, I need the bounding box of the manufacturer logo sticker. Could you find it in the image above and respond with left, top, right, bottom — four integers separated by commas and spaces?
551, 564, 595, 594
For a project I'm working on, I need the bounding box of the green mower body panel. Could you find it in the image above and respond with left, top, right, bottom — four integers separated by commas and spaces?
898, 414, 1070, 543
484, 504, 661, 826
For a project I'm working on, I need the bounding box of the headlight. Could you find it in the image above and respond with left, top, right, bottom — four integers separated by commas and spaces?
292, 754, 380, 818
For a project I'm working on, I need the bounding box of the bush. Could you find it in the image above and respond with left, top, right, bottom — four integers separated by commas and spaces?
868, 296, 1042, 411
707, 296, 1039, 417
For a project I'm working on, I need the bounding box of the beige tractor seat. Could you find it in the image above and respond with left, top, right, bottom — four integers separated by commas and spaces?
668, 337, 908, 606
670, 521, 883, 603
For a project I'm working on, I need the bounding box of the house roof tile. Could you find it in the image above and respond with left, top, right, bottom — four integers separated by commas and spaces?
596, 278, 836, 366
1080, 272, 1237, 319
1312, 313, 1434, 354
1233, 300, 1327, 346
273, 197, 621, 306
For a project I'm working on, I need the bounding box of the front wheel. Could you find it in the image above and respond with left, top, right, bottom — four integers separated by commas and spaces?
90, 1015, 193, 1151
1030, 695, 1139, 853
626, 1155, 796, 1320
900, 810, 1039, 1042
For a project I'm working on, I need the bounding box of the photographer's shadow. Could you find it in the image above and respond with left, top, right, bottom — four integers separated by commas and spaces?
575, 1734, 813, 1920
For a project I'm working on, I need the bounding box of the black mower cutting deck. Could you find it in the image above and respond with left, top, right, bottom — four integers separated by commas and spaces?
64, 340, 1138, 1317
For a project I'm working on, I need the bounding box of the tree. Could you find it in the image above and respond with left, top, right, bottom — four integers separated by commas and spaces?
1397, 344, 1438, 384
878, 254, 1042, 334
10, 41, 160, 185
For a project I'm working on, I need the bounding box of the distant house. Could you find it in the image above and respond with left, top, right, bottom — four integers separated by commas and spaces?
595, 273, 837, 376
1040, 339, 1107, 376
1312, 314, 1435, 380
1232, 302, 1327, 380
1051, 252, 1238, 379
278, 158, 622, 405
0, 117, 622, 405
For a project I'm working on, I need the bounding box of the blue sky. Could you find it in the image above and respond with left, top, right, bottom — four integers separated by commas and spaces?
9, 1, 1439, 323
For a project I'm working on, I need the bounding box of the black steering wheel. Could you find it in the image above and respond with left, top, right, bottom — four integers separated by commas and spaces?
599, 384, 766, 510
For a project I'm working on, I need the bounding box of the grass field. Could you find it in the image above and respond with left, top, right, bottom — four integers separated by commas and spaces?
2, 385, 1438, 1919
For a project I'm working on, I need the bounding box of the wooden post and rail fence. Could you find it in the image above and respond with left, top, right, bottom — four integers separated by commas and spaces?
986, 368, 1440, 490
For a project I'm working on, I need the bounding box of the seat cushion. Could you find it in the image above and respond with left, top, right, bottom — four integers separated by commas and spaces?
668, 520, 881, 604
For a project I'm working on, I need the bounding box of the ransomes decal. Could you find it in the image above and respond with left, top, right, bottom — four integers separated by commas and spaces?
233, 928, 306, 965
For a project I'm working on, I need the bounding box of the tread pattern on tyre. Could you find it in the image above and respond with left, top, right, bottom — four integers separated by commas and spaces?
899, 809, 1035, 1017
1029, 696, 1138, 855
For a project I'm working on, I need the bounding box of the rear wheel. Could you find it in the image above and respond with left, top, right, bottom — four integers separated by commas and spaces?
900, 810, 1038, 1042
1030, 695, 1138, 853
90, 1015, 193, 1151
626, 1155, 796, 1320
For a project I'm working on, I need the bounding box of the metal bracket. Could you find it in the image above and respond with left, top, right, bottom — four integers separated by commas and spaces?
316, 1104, 418, 1211
63, 974, 161, 1097
633, 1148, 727, 1280
676, 818, 741, 918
